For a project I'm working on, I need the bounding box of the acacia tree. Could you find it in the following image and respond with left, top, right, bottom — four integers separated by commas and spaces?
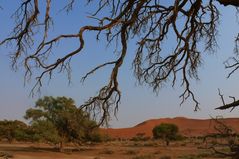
30, 120, 61, 144
25, 96, 98, 152
152, 123, 179, 146
0, 0, 239, 124
0, 120, 28, 143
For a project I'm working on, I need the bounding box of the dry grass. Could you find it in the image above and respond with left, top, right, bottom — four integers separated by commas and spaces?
99, 148, 114, 154
0, 139, 232, 159
124, 149, 138, 155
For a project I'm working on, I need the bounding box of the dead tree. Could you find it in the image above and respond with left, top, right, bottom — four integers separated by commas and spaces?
215, 89, 239, 111
207, 117, 239, 159
0, 1, 239, 124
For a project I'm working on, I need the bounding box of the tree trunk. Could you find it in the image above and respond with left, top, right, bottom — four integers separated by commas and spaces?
166, 139, 169, 146
217, 0, 239, 7
59, 141, 64, 152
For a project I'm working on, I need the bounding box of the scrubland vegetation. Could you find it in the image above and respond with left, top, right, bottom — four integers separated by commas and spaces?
1, 116, 239, 158
0, 97, 238, 158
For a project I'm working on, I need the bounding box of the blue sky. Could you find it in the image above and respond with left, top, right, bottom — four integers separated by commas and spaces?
0, 1, 239, 128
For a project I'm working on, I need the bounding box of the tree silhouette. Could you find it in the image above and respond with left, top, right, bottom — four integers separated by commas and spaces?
0, 0, 239, 124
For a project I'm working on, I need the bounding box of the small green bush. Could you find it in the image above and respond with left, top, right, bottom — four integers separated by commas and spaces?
152, 123, 179, 146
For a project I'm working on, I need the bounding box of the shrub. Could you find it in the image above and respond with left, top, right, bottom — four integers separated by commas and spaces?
131, 133, 151, 141
152, 123, 179, 146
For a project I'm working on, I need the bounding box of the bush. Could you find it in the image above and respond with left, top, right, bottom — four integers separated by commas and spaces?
85, 132, 102, 142
152, 123, 179, 146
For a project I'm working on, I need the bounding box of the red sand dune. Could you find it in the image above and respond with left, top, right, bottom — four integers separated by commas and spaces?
100, 117, 239, 139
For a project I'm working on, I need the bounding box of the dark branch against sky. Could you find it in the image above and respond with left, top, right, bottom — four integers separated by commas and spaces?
0, 1, 238, 127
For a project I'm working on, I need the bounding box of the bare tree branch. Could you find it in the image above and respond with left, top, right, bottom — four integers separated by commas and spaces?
207, 117, 239, 158
217, 0, 239, 7
218, 88, 225, 106
215, 89, 239, 110
225, 34, 239, 78
0, 0, 238, 124
215, 100, 239, 110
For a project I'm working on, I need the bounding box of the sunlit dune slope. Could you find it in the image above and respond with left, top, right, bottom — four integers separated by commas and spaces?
100, 117, 239, 139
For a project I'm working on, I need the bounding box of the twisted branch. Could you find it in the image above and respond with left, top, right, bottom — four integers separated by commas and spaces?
0, 0, 238, 124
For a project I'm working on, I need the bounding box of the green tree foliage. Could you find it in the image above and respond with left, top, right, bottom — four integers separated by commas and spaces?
152, 123, 179, 146
0, 120, 28, 143
25, 96, 98, 151
30, 120, 60, 144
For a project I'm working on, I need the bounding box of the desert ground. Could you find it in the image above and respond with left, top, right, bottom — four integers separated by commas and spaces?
0, 139, 232, 159
1, 117, 237, 159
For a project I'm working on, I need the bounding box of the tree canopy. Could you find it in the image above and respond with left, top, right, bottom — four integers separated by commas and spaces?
0, 120, 28, 143
25, 96, 98, 151
0, 0, 239, 124
152, 123, 179, 146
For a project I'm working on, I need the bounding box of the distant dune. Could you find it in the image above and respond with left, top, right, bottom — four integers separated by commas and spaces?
100, 117, 239, 139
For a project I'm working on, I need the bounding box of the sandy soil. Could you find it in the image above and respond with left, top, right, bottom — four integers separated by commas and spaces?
0, 140, 229, 159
